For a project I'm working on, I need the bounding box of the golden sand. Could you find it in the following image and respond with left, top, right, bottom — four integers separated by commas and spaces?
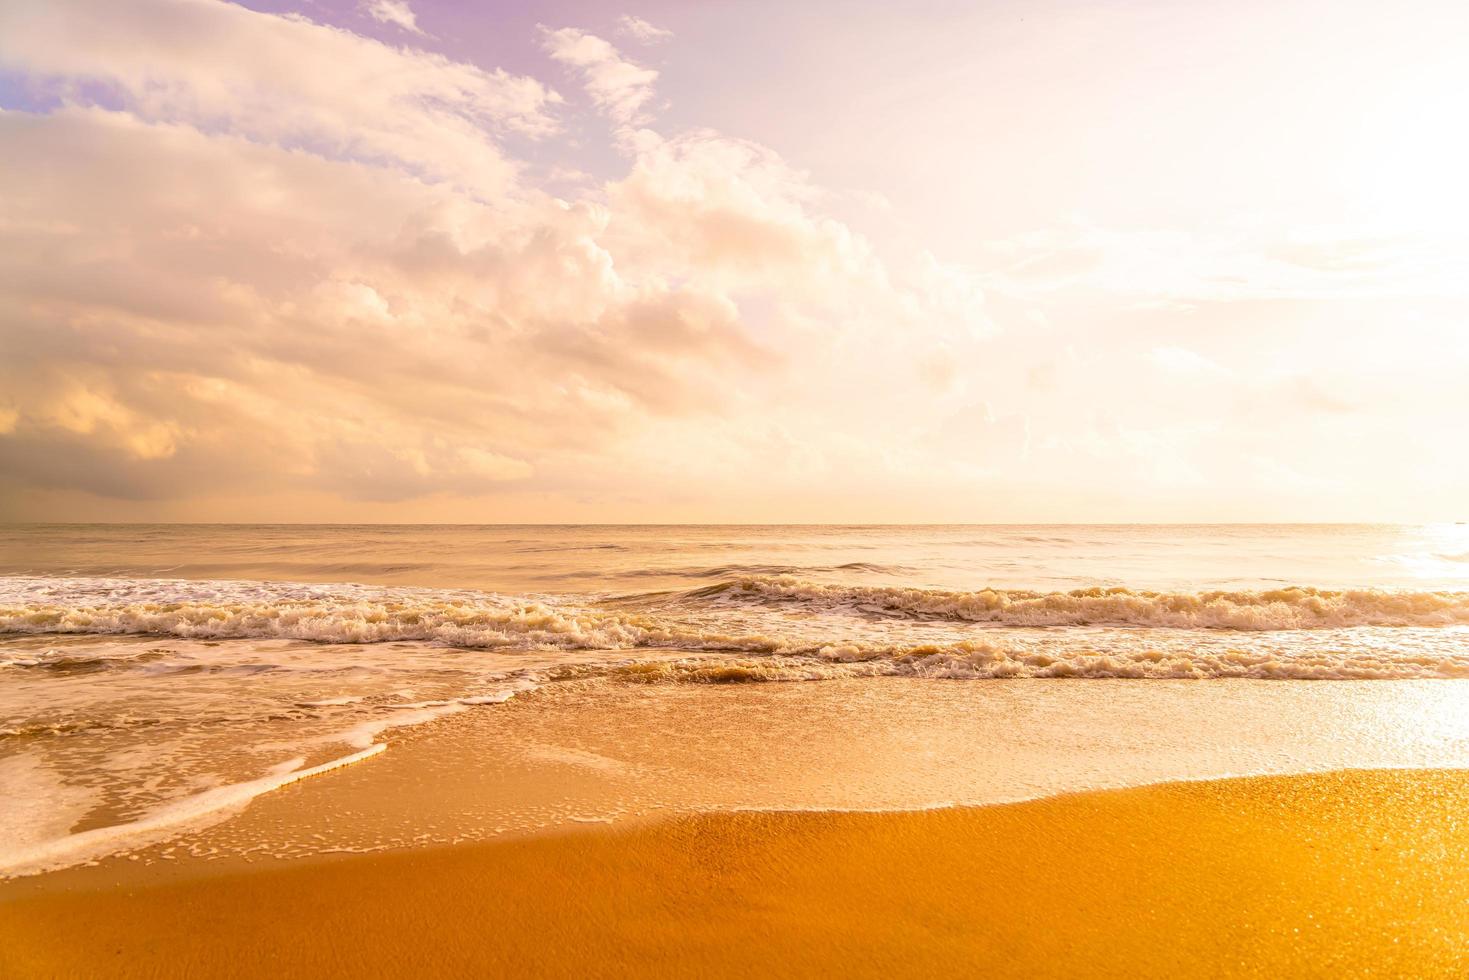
3, 768, 1467, 978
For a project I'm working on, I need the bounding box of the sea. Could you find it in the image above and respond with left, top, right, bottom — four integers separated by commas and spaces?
4, 523, 1469, 877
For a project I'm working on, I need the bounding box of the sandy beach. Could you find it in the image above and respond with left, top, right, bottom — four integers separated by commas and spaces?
5, 767, 1468, 978
5, 677, 1469, 977
7, 530, 1469, 978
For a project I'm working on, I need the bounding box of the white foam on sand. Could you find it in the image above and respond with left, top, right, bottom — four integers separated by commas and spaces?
0, 673, 542, 880
334, 679, 540, 750
0, 743, 385, 880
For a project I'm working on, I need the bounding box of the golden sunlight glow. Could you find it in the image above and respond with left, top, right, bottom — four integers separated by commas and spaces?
0, 0, 1466, 523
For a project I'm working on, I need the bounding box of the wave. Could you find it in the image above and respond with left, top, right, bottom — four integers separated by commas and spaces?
611, 561, 909, 580
16, 574, 1469, 636
606, 642, 1469, 682
0, 599, 775, 652
0, 577, 781, 653
6, 575, 1469, 681
696, 576, 1469, 629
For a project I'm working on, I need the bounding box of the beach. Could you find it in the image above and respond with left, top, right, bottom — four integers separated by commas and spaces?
5, 765, 1467, 978
6, 675, 1469, 977
5, 525, 1469, 975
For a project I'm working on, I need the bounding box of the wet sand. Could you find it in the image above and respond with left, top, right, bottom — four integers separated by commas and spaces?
15, 675, 1460, 876
4, 768, 1468, 978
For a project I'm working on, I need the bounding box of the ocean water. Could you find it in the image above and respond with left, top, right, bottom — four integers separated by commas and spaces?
4, 522, 1469, 876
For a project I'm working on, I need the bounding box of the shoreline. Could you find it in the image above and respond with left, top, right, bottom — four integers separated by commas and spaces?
5, 768, 1468, 977
8, 676, 1469, 887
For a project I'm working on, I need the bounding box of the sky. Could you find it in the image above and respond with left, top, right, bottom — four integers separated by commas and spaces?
1, 0, 1467, 523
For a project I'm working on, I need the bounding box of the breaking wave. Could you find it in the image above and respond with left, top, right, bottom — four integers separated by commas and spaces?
698, 576, 1469, 629
6, 575, 1469, 680
0, 593, 775, 654
0, 576, 815, 655
605, 642, 1469, 682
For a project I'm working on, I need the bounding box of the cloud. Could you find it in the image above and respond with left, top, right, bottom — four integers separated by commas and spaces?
362, 0, 424, 36
610, 132, 859, 287
617, 15, 673, 44
0, 0, 559, 195
0, 4, 1004, 519
540, 26, 659, 128
0, 96, 983, 510
0, 107, 769, 501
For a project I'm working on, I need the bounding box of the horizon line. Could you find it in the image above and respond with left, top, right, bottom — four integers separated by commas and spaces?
1, 521, 1457, 529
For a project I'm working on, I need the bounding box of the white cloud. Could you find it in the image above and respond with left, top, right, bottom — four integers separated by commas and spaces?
617, 15, 673, 44
0, 90, 995, 510
540, 26, 659, 129
0, 4, 1008, 518
0, 108, 770, 501
362, 0, 423, 36
0, 0, 559, 195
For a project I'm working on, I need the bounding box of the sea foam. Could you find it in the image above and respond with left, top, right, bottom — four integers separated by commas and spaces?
701, 576, 1469, 629
0, 743, 386, 879
6, 576, 1469, 683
